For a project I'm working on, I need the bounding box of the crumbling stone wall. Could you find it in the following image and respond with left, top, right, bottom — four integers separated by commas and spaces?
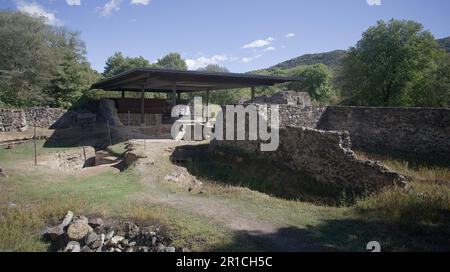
317, 106, 450, 163
98, 99, 123, 127
0, 107, 77, 132
211, 94, 407, 194
244, 91, 325, 128
211, 125, 406, 194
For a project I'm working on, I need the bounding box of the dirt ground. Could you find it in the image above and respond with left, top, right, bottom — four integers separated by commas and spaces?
129, 139, 331, 251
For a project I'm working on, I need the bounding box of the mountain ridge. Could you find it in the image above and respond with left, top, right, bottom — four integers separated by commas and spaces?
253, 36, 450, 74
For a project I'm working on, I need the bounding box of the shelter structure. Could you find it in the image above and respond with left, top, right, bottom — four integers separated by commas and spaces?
91, 68, 302, 126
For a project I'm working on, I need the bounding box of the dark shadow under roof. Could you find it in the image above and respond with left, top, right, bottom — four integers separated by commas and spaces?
91, 68, 303, 92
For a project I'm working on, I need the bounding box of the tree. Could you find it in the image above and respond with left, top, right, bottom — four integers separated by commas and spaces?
0, 12, 54, 106
155, 53, 187, 70
336, 19, 439, 106
411, 50, 450, 107
197, 64, 229, 73
0, 11, 98, 108
103, 52, 151, 78
287, 64, 335, 103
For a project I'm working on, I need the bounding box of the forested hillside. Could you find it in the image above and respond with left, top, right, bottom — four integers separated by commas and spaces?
268, 50, 346, 71
437, 37, 450, 53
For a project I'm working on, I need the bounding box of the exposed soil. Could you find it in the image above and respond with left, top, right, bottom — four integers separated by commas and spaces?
130, 139, 328, 251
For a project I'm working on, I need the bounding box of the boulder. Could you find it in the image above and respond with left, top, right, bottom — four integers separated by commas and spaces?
88, 217, 104, 228
122, 221, 140, 240
65, 241, 81, 252
85, 232, 101, 248
108, 235, 125, 246
165, 247, 176, 252
67, 220, 90, 241
105, 230, 114, 241
60, 211, 74, 228
42, 225, 65, 242
81, 245, 93, 252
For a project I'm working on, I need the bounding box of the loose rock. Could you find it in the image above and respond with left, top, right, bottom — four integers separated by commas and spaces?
67, 220, 90, 241
43, 212, 184, 253
65, 241, 81, 252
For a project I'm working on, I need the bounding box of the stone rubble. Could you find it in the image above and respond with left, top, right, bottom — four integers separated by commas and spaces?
42, 211, 183, 253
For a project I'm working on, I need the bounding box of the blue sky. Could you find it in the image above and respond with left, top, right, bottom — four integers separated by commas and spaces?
2, 0, 450, 73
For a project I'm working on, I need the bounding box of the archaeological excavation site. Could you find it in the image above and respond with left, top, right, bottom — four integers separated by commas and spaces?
1, 68, 449, 253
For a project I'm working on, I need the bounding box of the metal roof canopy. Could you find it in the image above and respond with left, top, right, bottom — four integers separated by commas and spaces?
90, 68, 303, 92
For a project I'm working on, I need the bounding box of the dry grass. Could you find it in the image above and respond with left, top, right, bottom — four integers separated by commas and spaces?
1, 140, 449, 252
355, 151, 450, 181
357, 180, 450, 225
0, 198, 91, 251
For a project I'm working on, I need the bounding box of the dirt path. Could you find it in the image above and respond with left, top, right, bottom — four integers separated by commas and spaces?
130, 139, 326, 252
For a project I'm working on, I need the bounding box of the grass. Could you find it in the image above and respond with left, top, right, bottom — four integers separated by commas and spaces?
0, 140, 449, 252
0, 141, 258, 252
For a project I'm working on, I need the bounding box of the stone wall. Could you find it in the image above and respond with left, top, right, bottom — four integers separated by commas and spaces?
98, 99, 123, 127
211, 126, 406, 194
0, 107, 78, 132
244, 91, 325, 128
211, 102, 407, 195
317, 106, 450, 163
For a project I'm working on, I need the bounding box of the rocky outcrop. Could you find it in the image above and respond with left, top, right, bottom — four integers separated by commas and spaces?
42, 211, 183, 252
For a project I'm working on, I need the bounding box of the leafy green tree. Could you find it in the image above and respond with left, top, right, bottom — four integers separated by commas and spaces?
155, 53, 187, 70
411, 50, 450, 107
336, 19, 439, 106
197, 64, 229, 73
103, 52, 151, 78
0, 12, 55, 106
287, 64, 335, 103
0, 11, 98, 108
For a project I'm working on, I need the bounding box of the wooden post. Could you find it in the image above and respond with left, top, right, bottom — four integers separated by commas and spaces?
206, 90, 210, 122
106, 120, 112, 146
128, 110, 131, 140
122, 90, 125, 99
177, 91, 181, 102
251, 86, 256, 99
140, 87, 145, 126
172, 83, 177, 108
33, 125, 37, 166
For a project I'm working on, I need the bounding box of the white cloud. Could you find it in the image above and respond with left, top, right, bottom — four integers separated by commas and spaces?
98, 0, 122, 17
240, 55, 262, 63
242, 37, 274, 49
264, 46, 276, 51
16, 1, 61, 25
285, 33, 295, 38
186, 55, 228, 70
66, 0, 81, 6
367, 0, 381, 6
131, 0, 151, 5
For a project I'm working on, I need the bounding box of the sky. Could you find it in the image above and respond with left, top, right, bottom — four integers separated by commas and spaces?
1, 0, 450, 73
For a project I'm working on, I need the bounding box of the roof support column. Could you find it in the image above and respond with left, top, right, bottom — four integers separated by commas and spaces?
205, 90, 210, 122
251, 86, 256, 99
172, 83, 177, 108
140, 87, 145, 126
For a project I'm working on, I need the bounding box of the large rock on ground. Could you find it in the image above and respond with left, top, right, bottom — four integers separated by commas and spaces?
67, 220, 90, 241
65, 241, 81, 252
